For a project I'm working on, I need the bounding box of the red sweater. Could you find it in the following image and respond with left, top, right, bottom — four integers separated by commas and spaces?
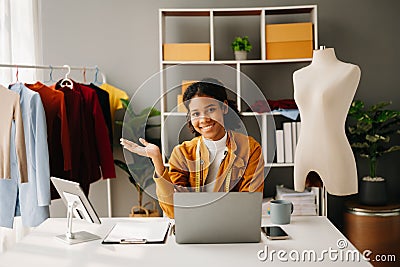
26, 82, 71, 172
55, 81, 115, 195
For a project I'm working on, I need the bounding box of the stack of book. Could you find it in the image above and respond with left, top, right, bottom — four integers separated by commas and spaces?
275, 185, 318, 216
275, 121, 301, 163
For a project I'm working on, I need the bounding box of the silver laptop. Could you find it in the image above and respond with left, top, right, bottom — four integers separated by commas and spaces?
174, 192, 262, 244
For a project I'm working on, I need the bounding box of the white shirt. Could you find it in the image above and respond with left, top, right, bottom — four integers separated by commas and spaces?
203, 133, 227, 192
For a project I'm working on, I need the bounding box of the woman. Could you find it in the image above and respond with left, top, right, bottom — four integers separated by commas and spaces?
121, 78, 264, 218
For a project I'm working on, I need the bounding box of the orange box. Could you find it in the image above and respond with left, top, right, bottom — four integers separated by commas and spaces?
181, 80, 197, 95
177, 94, 187, 113
266, 22, 313, 60
163, 43, 210, 61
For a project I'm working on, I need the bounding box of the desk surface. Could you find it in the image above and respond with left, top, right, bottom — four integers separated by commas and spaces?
0, 216, 372, 267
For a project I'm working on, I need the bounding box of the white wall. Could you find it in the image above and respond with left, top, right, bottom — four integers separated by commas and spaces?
40, 0, 400, 219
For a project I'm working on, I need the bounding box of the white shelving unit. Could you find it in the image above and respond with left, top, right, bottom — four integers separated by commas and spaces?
158, 5, 318, 169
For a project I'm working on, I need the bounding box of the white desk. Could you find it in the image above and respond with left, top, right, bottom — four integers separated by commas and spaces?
0, 216, 372, 266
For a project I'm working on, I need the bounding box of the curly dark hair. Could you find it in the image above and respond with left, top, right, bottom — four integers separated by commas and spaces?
182, 78, 241, 136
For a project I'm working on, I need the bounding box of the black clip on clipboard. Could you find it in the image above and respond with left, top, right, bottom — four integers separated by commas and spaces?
119, 238, 147, 244
102, 220, 171, 244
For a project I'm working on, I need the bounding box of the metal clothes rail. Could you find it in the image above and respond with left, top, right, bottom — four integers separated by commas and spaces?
0, 63, 112, 218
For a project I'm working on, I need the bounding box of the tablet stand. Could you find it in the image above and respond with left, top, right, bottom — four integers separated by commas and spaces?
56, 195, 101, 245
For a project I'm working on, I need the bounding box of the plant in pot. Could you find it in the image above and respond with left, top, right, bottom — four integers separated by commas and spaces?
231, 36, 252, 60
115, 98, 161, 216
346, 100, 400, 205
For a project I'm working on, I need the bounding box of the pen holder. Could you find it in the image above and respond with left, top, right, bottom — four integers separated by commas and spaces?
129, 201, 160, 217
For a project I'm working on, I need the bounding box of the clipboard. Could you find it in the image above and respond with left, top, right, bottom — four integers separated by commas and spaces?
102, 220, 171, 244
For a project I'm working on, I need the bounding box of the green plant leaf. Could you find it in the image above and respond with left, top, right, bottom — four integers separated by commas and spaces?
115, 103, 160, 207
146, 124, 161, 129
346, 99, 400, 177
370, 101, 391, 112
138, 106, 161, 118
231, 36, 252, 52
114, 159, 130, 175
351, 142, 370, 148
121, 98, 136, 118
365, 134, 389, 143
378, 145, 400, 155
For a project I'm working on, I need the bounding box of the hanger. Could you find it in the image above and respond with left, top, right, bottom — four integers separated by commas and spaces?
93, 66, 100, 85
15, 66, 19, 82
44, 65, 55, 84
60, 64, 73, 89
83, 67, 87, 84
93, 66, 106, 85
101, 71, 107, 84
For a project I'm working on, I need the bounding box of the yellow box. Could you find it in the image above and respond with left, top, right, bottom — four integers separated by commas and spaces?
181, 80, 197, 95
177, 94, 187, 113
163, 43, 210, 61
266, 22, 313, 60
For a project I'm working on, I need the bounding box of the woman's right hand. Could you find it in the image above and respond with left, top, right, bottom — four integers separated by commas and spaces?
120, 138, 166, 177
120, 138, 161, 159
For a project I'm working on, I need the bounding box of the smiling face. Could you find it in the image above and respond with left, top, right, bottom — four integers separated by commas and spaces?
188, 96, 228, 141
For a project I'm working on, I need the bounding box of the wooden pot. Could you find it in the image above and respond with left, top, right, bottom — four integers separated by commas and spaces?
129, 201, 160, 217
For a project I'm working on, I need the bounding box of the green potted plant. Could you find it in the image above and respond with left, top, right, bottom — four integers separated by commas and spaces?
231, 36, 252, 60
115, 99, 161, 216
346, 100, 400, 205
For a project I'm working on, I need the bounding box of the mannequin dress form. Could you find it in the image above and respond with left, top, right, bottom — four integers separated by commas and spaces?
293, 47, 361, 196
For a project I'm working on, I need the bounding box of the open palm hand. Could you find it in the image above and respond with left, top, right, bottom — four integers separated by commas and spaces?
120, 138, 160, 159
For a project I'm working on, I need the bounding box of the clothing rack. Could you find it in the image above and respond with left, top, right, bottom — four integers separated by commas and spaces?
0, 63, 112, 218
0, 63, 107, 84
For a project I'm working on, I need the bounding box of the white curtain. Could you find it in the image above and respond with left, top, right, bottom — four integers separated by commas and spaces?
0, 0, 40, 85
0, 0, 40, 252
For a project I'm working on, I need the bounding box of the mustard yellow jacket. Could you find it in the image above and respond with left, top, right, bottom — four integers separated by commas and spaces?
154, 131, 265, 218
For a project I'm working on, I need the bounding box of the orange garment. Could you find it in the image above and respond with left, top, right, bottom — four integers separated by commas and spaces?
0, 85, 28, 183
25, 82, 71, 171
154, 131, 265, 218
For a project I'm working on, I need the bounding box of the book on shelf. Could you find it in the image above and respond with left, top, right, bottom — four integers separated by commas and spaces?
291, 122, 297, 161
275, 130, 284, 163
275, 121, 301, 164
283, 122, 293, 163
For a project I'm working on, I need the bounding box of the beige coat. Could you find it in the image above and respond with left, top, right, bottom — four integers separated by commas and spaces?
0, 85, 28, 183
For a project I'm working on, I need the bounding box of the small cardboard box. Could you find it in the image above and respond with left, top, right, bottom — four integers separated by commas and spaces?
163, 43, 210, 61
266, 22, 313, 60
181, 80, 197, 95
177, 94, 187, 113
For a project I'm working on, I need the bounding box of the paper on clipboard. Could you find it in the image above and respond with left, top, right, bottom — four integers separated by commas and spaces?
102, 220, 171, 244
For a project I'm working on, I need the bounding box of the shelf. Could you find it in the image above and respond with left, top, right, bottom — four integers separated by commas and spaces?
162, 58, 312, 65
161, 10, 210, 16
164, 163, 296, 168
163, 112, 187, 116
161, 6, 316, 15
163, 111, 294, 117
267, 163, 295, 167
159, 5, 317, 169
213, 9, 262, 16
264, 6, 315, 15
240, 112, 268, 116
241, 111, 297, 116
